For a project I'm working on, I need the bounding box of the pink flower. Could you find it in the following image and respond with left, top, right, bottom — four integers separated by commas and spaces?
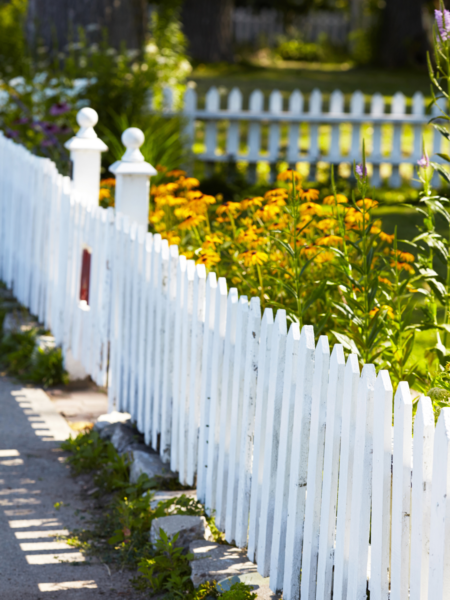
417, 151, 430, 168
356, 164, 367, 177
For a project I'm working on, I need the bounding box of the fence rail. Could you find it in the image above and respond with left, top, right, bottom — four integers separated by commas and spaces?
159, 86, 445, 187
1, 122, 450, 599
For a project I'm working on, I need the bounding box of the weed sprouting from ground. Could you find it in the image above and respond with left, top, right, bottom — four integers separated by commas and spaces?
61, 429, 241, 599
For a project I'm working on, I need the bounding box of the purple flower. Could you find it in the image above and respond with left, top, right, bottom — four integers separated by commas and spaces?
49, 102, 70, 116
356, 164, 367, 177
417, 150, 430, 168
40, 122, 61, 135
41, 138, 56, 147
5, 128, 19, 139
13, 117, 29, 125
435, 9, 450, 41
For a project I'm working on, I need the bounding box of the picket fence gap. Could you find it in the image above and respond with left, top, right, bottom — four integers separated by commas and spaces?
2, 124, 450, 599
156, 86, 446, 187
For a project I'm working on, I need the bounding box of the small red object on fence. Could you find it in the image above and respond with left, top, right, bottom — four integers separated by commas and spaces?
80, 248, 91, 305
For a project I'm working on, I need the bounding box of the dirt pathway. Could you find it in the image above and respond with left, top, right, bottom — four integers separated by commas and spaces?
0, 377, 139, 599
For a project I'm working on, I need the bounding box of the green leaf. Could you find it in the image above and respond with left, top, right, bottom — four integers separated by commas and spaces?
331, 331, 360, 355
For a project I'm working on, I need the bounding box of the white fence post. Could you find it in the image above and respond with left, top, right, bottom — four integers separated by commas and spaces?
109, 127, 157, 228
64, 107, 108, 209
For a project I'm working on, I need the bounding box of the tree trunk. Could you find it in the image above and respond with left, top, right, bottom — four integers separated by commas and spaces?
26, 0, 147, 53
380, 0, 428, 68
181, 0, 234, 63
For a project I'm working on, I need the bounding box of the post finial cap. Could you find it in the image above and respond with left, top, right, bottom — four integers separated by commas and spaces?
76, 107, 99, 139
121, 127, 145, 162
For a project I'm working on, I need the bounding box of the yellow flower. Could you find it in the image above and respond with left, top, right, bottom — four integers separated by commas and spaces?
380, 232, 395, 243
167, 196, 187, 207
166, 182, 179, 193
174, 206, 194, 220
163, 231, 181, 246
370, 226, 381, 235
240, 197, 263, 210
316, 218, 337, 231
197, 249, 221, 268
314, 250, 335, 263
264, 189, 288, 201
300, 202, 321, 216
240, 250, 269, 267
300, 246, 319, 259
99, 188, 111, 200
149, 209, 165, 224
316, 235, 343, 246
378, 277, 392, 286
356, 198, 378, 210
187, 199, 209, 214
369, 305, 395, 319
178, 215, 206, 230
184, 177, 200, 189
259, 204, 281, 221
277, 169, 302, 184
216, 201, 241, 216
202, 233, 223, 249
323, 194, 348, 205
187, 190, 203, 200
391, 261, 414, 273
400, 251, 414, 263
166, 169, 186, 178
237, 226, 260, 245
301, 189, 320, 201
101, 178, 116, 187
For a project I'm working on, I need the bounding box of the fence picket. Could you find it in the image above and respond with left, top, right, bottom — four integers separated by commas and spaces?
308, 89, 322, 180
390, 92, 406, 187
333, 355, 360, 600
160, 245, 180, 463
205, 277, 228, 514
349, 91, 364, 162
227, 88, 243, 160
186, 264, 207, 485
327, 89, 344, 164
391, 381, 413, 600
370, 370, 393, 600
196, 272, 218, 502
170, 255, 187, 473
225, 297, 251, 543
268, 90, 283, 181
178, 259, 196, 483
346, 364, 376, 600
410, 396, 434, 600
370, 93, 385, 187
205, 87, 220, 161
235, 297, 261, 548
247, 90, 264, 183
300, 337, 332, 600
281, 325, 316, 600
215, 288, 239, 530
287, 90, 303, 167
269, 322, 301, 591
428, 408, 450, 600
316, 344, 346, 600
248, 308, 274, 562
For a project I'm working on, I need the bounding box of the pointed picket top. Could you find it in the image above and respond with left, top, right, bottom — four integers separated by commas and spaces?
163, 87, 174, 113
428, 407, 450, 600
333, 353, 360, 600
288, 90, 303, 113
248, 307, 274, 562
249, 89, 264, 112
269, 90, 283, 113
309, 89, 323, 115
183, 87, 197, 113
412, 91, 425, 116
206, 87, 220, 112
316, 343, 346, 600
228, 87, 243, 111
370, 93, 385, 116
371, 369, 394, 600
329, 89, 344, 114
410, 395, 435, 600
391, 91, 406, 115
350, 91, 365, 115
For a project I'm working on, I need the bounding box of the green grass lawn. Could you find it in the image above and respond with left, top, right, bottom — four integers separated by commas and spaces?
189, 60, 432, 107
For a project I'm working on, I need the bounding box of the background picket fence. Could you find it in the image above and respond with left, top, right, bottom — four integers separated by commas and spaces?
1, 127, 450, 599
159, 86, 445, 187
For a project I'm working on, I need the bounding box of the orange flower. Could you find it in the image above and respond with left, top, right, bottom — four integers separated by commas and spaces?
391, 261, 414, 273
369, 305, 395, 319
323, 194, 348, 205
240, 250, 269, 267
166, 169, 186, 178
178, 215, 206, 229
101, 178, 116, 187
264, 189, 289, 201
300, 246, 319, 259
378, 277, 392, 286
184, 177, 200, 189
240, 197, 263, 210
197, 249, 221, 268
301, 189, 320, 201
216, 201, 241, 216
380, 232, 395, 243
316, 218, 337, 231
277, 169, 302, 184
356, 198, 378, 210
399, 251, 414, 263
316, 235, 343, 246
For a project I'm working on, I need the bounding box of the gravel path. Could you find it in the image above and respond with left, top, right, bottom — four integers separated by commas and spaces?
0, 377, 139, 599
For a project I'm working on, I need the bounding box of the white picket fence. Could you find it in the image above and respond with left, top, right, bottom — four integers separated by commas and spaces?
1, 127, 450, 599
161, 86, 445, 187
